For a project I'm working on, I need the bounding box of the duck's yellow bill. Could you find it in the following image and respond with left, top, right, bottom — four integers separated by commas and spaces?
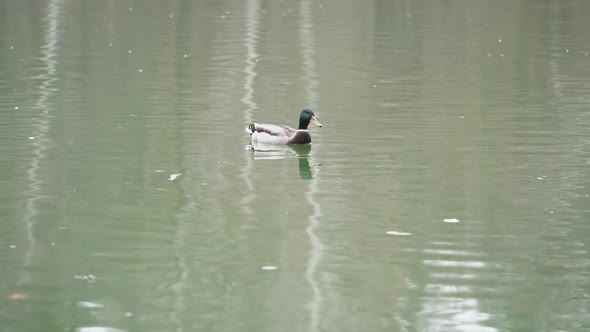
311, 116, 322, 127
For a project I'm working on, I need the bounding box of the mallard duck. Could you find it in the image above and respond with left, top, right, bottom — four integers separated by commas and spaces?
245, 108, 322, 144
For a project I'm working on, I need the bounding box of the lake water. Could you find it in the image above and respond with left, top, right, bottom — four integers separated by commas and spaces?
1, 1, 590, 331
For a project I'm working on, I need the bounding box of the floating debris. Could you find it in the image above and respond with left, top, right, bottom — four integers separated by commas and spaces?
77, 301, 104, 309
261, 266, 278, 271
443, 218, 460, 223
168, 173, 181, 181
28, 137, 35, 140
77, 327, 127, 332
386, 231, 412, 236
7, 293, 27, 300
74, 274, 97, 283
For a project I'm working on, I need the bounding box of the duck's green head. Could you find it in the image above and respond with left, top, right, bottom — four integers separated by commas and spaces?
298, 108, 322, 130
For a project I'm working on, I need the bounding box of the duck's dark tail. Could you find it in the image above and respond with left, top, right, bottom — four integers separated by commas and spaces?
245, 123, 256, 135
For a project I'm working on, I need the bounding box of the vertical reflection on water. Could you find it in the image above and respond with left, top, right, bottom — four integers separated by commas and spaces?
21, 0, 62, 285
168, 194, 194, 332
240, 0, 260, 215
299, 2, 323, 331
549, 60, 563, 98
165, 4, 192, 330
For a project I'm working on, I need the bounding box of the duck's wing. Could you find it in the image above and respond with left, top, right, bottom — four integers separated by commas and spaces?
247, 123, 296, 137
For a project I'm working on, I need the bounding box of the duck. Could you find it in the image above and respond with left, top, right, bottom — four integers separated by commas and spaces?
245, 108, 322, 144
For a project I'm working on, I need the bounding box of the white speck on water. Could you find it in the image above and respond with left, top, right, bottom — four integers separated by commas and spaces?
28, 136, 35, 140
373, 85, 377, 88
169, 14, 174, 18
460, 116, 464, 119
500, 54, 505, 57
155, 169, 165, 173
77, 327, 127, 332
108, 43, 112, 47
550, 211, 555, 214
77, 301, 104, 309
125, 312, 133, 317
184, 54, 188, 58
9, 245, 16, 249
10, 46, 14, 50
261, 266, 278, 271
129, 114, 136, 117
487, 54, 492, 57
129, 7, 133, 11
498, 38, 502, 43
138, 69, 143, 72
168, 173, 181, 181
537, 176, 544, 180
74, 274, 97, 283
443, 218, 460, 223
201, 183, 207, 186
14, 106, 19, 110
566, 49, 569, 53
221, 15, 226, 19
128, 49, 132, 54
386, 231, 412, 236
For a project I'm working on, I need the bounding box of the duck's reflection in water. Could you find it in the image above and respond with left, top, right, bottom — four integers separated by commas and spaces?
247, 142, 316, 179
